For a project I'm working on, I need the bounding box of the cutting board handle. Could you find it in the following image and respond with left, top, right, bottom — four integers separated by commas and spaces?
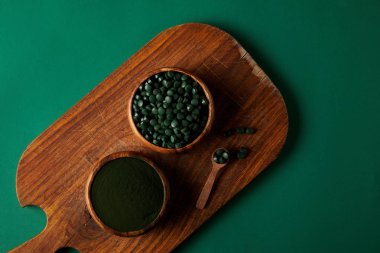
8, 224, 64, 253
8, 207, 92, 253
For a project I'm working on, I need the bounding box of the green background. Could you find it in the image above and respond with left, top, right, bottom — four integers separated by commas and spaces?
1, 0, 379, 252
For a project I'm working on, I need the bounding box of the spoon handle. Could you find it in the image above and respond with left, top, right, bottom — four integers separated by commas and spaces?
196, 166, 222, 209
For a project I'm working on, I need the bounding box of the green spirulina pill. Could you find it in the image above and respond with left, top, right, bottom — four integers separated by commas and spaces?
164, 96, 172, 103
165, 129, 173, 136
245, 127, 255, 134
144, 84, 152, 92
237, 147, 249, 159
167, 89, 174, 96
158, 107, 165, 115
90, 157, 165, 233
177, 113, 184, 120
149, 119, 157, 125
236, 127, 245, 134
156, 94, 164, 102
171, 119, 179, 128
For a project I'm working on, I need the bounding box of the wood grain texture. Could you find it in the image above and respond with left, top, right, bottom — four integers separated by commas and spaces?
11, 23, 288, 253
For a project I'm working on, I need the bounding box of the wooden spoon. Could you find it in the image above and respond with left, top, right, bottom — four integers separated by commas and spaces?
196, 148, 229, 209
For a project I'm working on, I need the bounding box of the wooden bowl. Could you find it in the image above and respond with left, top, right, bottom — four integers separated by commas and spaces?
85, 151, 170, 237
128, 67, 215, 153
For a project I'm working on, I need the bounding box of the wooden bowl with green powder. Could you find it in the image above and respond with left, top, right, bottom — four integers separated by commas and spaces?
85, 151, 169, 237
129, 67, 215, 153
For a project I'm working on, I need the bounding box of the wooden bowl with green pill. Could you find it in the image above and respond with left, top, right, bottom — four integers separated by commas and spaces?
85, 151, 170, 237
129, 67, 215, 153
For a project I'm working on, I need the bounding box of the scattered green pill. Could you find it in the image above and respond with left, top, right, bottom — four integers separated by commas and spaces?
244, 127, 255, 134
223, 127, 256, 137
236, 147, 249, 159
236, 127, 245, 134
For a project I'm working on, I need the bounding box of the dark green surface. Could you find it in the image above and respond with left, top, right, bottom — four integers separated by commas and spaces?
90, 157, 164, 232
0, 0, 379, 252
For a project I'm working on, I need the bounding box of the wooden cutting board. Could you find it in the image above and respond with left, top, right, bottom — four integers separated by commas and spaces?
11, 23, 288, 253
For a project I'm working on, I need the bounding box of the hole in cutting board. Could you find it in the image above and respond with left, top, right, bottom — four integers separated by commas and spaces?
55, 247, 79, 253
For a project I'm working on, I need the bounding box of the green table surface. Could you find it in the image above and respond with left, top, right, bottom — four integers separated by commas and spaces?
1, 1, 379, 252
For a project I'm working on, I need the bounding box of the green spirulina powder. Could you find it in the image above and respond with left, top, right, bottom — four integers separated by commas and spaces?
90, 157, 165, 232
